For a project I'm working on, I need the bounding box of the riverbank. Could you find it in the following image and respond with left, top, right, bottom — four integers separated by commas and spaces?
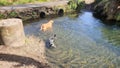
0, 36, 50, 68
0, 1, 70, 21
25, 11, 120, 68
92, 0, 120, 25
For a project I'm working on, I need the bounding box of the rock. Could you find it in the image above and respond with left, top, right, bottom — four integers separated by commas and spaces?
0, 18, 25, 47
85, 0, 95, 4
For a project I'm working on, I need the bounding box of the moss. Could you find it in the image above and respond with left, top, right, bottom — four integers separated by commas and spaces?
116, 13, 120, 21
8, 11, 18, 18
0, 14, 5, 19
32, 12, 36, 15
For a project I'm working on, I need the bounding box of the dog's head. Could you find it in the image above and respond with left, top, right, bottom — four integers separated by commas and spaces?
49, 20, 54, 23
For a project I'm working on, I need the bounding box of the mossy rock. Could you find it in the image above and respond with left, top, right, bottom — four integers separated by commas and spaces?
0, 14, 6, 19
8, 11, 18, 18
115, 13, 120, 21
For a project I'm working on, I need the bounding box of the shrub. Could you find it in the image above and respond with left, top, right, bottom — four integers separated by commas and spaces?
68, 0, 83, 10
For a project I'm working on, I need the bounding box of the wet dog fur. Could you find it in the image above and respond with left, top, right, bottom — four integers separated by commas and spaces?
40, 20, 54, 31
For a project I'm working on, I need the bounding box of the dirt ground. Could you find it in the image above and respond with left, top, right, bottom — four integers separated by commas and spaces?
0, 36, 50, 68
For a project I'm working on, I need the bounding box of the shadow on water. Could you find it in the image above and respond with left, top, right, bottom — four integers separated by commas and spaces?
0, 53, 49, 68
24, 11, 120, 68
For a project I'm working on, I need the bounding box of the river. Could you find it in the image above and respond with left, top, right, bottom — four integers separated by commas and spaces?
24, 11, 120, 68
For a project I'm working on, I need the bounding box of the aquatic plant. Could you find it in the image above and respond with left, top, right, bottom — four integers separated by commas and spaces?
102, 28, 120, 46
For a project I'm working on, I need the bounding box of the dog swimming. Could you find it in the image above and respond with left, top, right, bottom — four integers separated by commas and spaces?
40, 20, 54, 31
45, 34, 56, 48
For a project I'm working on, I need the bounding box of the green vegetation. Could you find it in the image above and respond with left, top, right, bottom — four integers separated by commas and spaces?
94, 0, 120, 22
8, 11, 18, 18
0, 0, 48, 6
116, 13, 120, 21
102, 28, 120, 46
0, 14, 5, 19
68, 0, 77, 10
0, 0, 12, 6
68, 0, 84, 10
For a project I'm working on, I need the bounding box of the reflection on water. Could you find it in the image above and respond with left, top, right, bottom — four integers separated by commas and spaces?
24, 11, 120, 68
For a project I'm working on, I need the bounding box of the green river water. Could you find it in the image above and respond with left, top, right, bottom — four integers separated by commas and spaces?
24, 11, 120, 68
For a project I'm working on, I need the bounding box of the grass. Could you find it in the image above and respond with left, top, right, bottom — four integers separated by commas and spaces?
0, 0, 49, 6
0, 0, 12, 6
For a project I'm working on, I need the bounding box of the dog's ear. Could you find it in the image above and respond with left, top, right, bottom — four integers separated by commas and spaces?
54, 34, 56, 37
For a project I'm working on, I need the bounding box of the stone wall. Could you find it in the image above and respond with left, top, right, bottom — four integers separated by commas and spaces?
0, 1, 70, 21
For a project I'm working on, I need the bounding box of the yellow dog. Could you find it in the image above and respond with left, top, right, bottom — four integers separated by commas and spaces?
40, 20, 54, 31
